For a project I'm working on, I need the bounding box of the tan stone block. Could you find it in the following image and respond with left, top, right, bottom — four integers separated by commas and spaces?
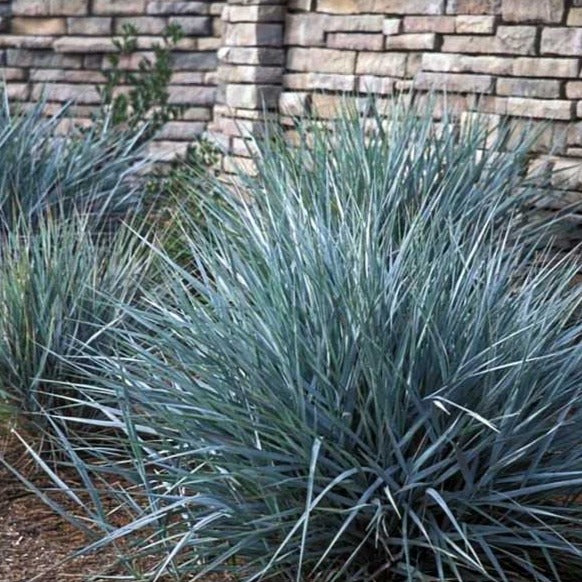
0, 67, 26, 81
11, 17, 66, 35
422, 52, 513, 74
512, 57, 579, 78
6, 47, 82, 68
578, 102, 582, 119
146, 140, 189, 162
288, 0, 312, 10
475, 95, 508, 114
218, 47, 284, 66
182, 107, 212, 121
31, 83, 100, 104
67, 17, 111, 35
328, 33, 383, 51
279, 92, 310, 117
506, 98, 574, 120
0, 35, 55, 48
225, 84, 281, 109
567, 82, 582, 99
220, 64, 282, 84
415, 71, 494, 93
54, 36, 115, 52
172, 72, 205, 84
311, 93, 350, 118
358, 75, 395, 94
497, 78, 562, 99
12, 0, 89, 16
551, 158, 582, 190
168, 16, 211, 36
285, 72, 356, 91
158, 121, 206, 140
404, 53, 422, 75
228, 5, 285, 22
443, 26, 536, 54
146, 2, 209, 15
316, 0, 444, 14
326, 15, 384, 31
231, 137, 260, 158
385, 33, 436, 50
169, 85, 216, 105
455, 15, 495, 33
198, 37, 222, 51
395, 79, 414, 91
224, 23, 283, 47
93, 0, 145, 15
504, 118, 563, 153
502, 0, 565, 23
115, 17, 167, 35
356, 51, 407, 76
383, 18, 402, 35
5, 83, 30, 100
446, 0, 501, 14
285, 14, 326, 46
567, 122, 582, 145
541, 28, 582, 56
287, 47, 356, 74
567, 8, 582, 26
403, 15, 455, 32
30, 68, 104, 82
223, 155, 257, 176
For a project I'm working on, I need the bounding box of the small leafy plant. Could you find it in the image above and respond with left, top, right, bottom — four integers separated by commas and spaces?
97, 23, 185, 137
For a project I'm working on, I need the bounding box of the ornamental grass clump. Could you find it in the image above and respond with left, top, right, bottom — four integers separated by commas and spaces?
21, 101, 582, 581
0, 215, 153, 427
0, 87, 148, 232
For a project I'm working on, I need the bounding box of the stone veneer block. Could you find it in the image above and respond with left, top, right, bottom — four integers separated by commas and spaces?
541, 28, 582, 56
224, 23, 283, 47
67, 17, 112, 35
497, 78, 562, 99
356, 51, 408, 76
316, 0, 445, 15
506, 98, 574, 120
287, 47, 356, 74
446, 0, 501, 14
442, 26, 537, 55
385, 33, 437, 50
327, 33, 384, 51
146, 2, 209, 15
414, 71, 494, 93
502, 0, 565, 23
93, 0, 146, 15
403, 15, 455, 32
11, 17, 66, 35
455, 15, 495, 34
12, 0, 89, 16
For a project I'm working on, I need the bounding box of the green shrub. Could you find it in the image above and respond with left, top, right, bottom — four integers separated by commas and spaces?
16, 102, 582, 581
97, 23, 184, 137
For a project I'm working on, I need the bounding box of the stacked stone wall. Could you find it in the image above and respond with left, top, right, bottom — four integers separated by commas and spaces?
0, 0, 224, 160
215, 0, 582, 217
2, 0, 582, 211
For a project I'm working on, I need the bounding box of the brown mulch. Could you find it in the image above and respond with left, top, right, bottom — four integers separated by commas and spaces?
0, 425, 118, 581
0, 423, 232, 582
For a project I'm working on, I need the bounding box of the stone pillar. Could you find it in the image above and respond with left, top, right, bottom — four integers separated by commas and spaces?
210, 0, 286, 174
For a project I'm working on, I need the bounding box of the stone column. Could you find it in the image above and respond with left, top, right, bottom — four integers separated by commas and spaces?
210, 0, 286, 174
